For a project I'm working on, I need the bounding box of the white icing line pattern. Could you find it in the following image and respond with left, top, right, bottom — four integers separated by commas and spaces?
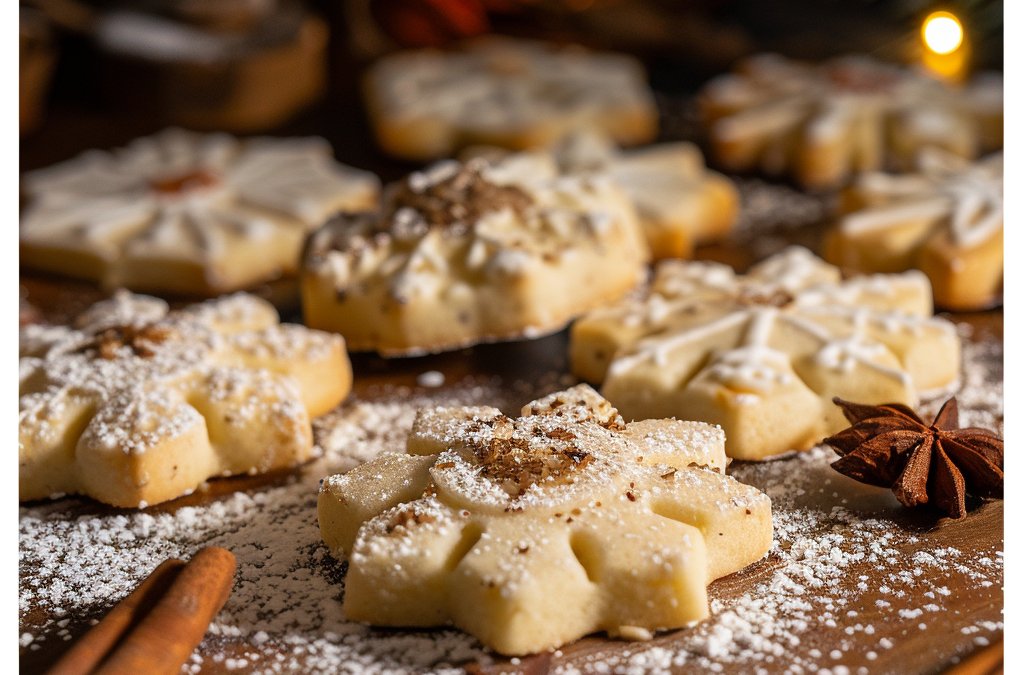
841, 150, 1003, 249
576, 247, 961, 458
20, 128, 380, 293
701, 53, 1003, 187
604, 247, 951, 393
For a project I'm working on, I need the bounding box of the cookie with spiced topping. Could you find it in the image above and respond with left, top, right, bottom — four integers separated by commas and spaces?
19, 291, 351, 507
301, 153, 648, 355
318, 385, 771, 655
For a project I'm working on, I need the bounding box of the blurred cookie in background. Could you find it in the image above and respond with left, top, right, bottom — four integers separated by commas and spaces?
20, 128, 381, 302
20, 4, 59, 134
364, 36, 658, 161
699, 52, 1003, 190
89, 0, 328, 132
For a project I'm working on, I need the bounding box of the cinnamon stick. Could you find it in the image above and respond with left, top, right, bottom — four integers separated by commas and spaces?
43, 546, 236, 675
44, 558, 186, 675
93, 546, 236, 675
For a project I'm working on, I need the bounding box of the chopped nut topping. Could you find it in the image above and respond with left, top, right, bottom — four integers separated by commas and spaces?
385, 509, 437, 535
475, 436, 593, 497
389, 163, 533, 229
77, 323, 173, 359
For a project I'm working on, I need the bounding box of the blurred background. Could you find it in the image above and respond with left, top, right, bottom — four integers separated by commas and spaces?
20, 0, 1004, 181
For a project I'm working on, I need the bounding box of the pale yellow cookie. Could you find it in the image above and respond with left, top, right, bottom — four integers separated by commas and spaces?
700, 53, 1003, 189
19, 291, 352, 507
301, 153, 649, 355
20, 128, 380, 297
464, 132, 740, 260
825, 149, 1002, 311
318, 385, 772, 655
570, 247, 960, 460
364, 36, 658, 161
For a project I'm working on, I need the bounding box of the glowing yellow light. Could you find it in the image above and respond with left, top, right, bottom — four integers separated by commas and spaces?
922, 12, 964, 55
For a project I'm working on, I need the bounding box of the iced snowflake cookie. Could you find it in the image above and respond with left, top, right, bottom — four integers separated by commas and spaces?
19, 291, 352, 508
570, 247, 960, 460
301, 153, 649, 355
364, 36, 658, 161
700, 53, 1003, 189
318, 385, 772, 655
20, 128, 380, 298
825, 150, 1002, 311
463, 132, 740, 260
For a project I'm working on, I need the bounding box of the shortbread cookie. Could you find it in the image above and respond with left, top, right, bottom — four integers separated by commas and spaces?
570, 247, 960, 460
700, 53, 1003, 189
318, 385, 772, 655
301, 153, 649, 355
19, 291, 351, 508
364, 36, 658, 161
464, 132, 740, 260
20, 128, 380, 298
825, 150, 1002, 311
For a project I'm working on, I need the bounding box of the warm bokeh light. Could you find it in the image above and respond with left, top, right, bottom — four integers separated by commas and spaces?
922, 12, 964, 55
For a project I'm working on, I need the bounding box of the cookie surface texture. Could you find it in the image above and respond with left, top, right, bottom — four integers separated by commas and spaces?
700, 53, 1003, 189
825, 150, 1002, 311
570, 247, 961, 460
364, 36, 658, 161
301, 153, 649, 355
19, 291, 352, 507
318, 385, 772, 655
20, 128, 380, 296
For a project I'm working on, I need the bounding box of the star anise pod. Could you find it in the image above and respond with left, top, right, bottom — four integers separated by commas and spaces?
823, 397, 1003, 519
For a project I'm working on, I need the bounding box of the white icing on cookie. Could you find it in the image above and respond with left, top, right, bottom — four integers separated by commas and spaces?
702, 53, 1003, 187
572, 247, 961, 460
21, 128, 380, 294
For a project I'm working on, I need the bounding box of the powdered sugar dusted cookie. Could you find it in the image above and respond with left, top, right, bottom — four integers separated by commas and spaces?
301, 153, 649, 355
570, 247, 960, 460
700, 53, 1003, 189
464, 132, 740, 261
364, 36, 658, 161
20, 128, 380, 297
825, 149, 1002, 311
19, 291, 352, 507
318, 385, 771, 655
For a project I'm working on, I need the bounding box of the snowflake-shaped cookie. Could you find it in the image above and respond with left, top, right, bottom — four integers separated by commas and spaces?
318, 385, 772, 655
301, 152, 648, 355
20, 128, 380, 297
700, 53, 1003, 189
570, 247, 961, 460
826, 149, 1002, 311
19, 291, 351, 507
364, 36, 658, 161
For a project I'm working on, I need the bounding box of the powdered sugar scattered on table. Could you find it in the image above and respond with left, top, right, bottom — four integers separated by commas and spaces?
19, 329, 1001, 674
